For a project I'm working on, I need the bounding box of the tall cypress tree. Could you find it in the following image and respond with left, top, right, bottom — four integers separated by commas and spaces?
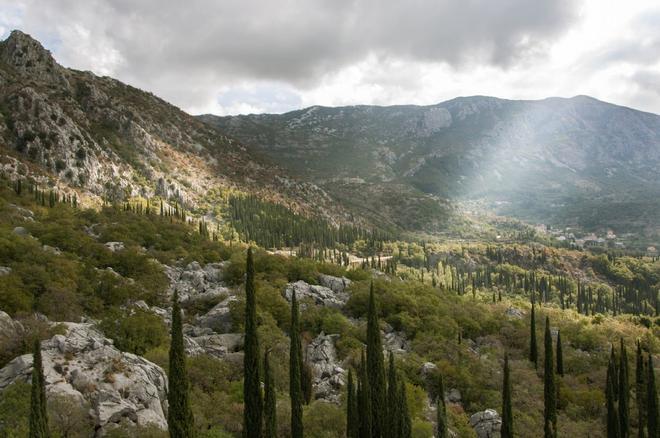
358, 350, 372, 438
607, 350, 621, 438
619, 339, 630, 438
556, 330, 564, 377
648, 355, 658, 438
168, 291, 194, 438
501, 353, 513, 438
530, 303, 538, 369
347, 369, 359, 438
387, 351, 401, 438
366, 282, 386, 438
636, 341, 647, 438
399, 381, 412, 438
543, 317, 556, 438
29, 339, 48, 438
290, 290, 303, 438
263, 350, 277, 438
436, 370, 448, 438
243, 248, 262, 438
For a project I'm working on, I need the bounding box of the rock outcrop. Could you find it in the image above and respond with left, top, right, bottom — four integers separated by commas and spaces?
317, 274, 351, 294
0, 322, 168, 435
284, 280, 349, 308
469, 409, 502, 438
306, 332, 345, 403
194, 295, 238, 333
165, 261, 230, 303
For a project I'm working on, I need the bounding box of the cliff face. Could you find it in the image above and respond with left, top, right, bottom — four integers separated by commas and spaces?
0, 30, 346, 225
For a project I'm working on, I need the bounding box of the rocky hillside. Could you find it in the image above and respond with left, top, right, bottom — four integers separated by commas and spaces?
201, 96, 660, 236
0, 30, 347, 225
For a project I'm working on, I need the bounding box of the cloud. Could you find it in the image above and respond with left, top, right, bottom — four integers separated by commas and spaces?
0, 0, 579, 114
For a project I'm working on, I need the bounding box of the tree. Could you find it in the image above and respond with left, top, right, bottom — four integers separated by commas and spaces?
607, 350, 621, 438
290, 289, 303, 438
399, 381, 412, 438
436, 370, 448, 438
366, 282, 386, 437
263, 350, 277, 438
543, 317, 556, 438
619, 339, 630, 438
29, 339, 49, 438
648, 355, 658, 438
501, 353, 513, 438
556, 330, 564, 377
168, 291, 194, 438
387, 351, 401, 438
636, 341, 647, 438
530, 303, 538, 369
346, 369, 359, 438
358, 350, 372, 438
243, 248, 262, 438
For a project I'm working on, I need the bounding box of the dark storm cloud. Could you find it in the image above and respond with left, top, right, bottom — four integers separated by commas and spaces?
15, 0, 577, 85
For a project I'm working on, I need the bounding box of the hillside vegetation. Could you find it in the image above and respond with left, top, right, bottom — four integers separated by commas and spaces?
0, 175, 657, 437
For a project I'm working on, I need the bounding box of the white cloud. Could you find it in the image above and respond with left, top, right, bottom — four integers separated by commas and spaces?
2, 0, 660, 115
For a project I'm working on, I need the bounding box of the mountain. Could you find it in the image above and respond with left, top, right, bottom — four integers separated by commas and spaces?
0, 30, 346, 224
201, 96, 660, 237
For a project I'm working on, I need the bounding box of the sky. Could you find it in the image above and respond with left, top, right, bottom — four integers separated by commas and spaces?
1, 0, 660, 116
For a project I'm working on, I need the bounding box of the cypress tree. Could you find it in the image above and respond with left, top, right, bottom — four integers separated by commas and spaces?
263, 350, 277, 438
387, 351, 401, 438
243, 248, 262, 438
619, 339, 630, 438
168, 291, 194, 438
501, 353, 513, 438
648, 355, 658, 438
544, 316, 556, 438
358, 350, 372, 438
607, 350, 621, 438
366, 282, 386, 438
347, 369, 359, 438
399, 380, 412, 438
436, 371, 448, 438
29, 339, 48, 438
612, 347, 620, 402
530, 303, 538, 369
301, 359, 314, 405
290, 289, 303, 438
556, 330, 564, 377
636, 341, 647, 438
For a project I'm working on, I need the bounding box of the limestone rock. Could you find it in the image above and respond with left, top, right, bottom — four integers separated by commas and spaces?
446, 388, 462, 404
104, 241, 125, 252
12, 226, 29, 236
0, 310, 23, 339
0, 322, 168, 434
284, 280, 348, 308
504, 307, 524, 319
165, 261, 230, 303
469, 409, 502, 438
317, 274, 351, 294
306, 332, 345, 403
383, 323, 410, 353
195, 295, 238, 333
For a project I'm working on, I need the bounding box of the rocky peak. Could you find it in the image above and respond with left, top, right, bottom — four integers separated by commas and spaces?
0, 29, 67, 85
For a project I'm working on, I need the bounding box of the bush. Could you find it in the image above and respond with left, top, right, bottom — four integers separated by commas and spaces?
0, 380, 30, 436
100, 308, 168, 355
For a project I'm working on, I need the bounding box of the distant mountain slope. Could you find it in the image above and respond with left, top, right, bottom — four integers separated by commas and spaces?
0, 30, 347, 225
201, 96, 660, 235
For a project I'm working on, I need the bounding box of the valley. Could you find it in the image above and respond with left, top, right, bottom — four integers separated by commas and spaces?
0, 29, 657, 438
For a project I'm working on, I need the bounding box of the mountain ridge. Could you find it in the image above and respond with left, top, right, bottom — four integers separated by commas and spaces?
0, 30, 354, 227
201, 93, 660, 239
